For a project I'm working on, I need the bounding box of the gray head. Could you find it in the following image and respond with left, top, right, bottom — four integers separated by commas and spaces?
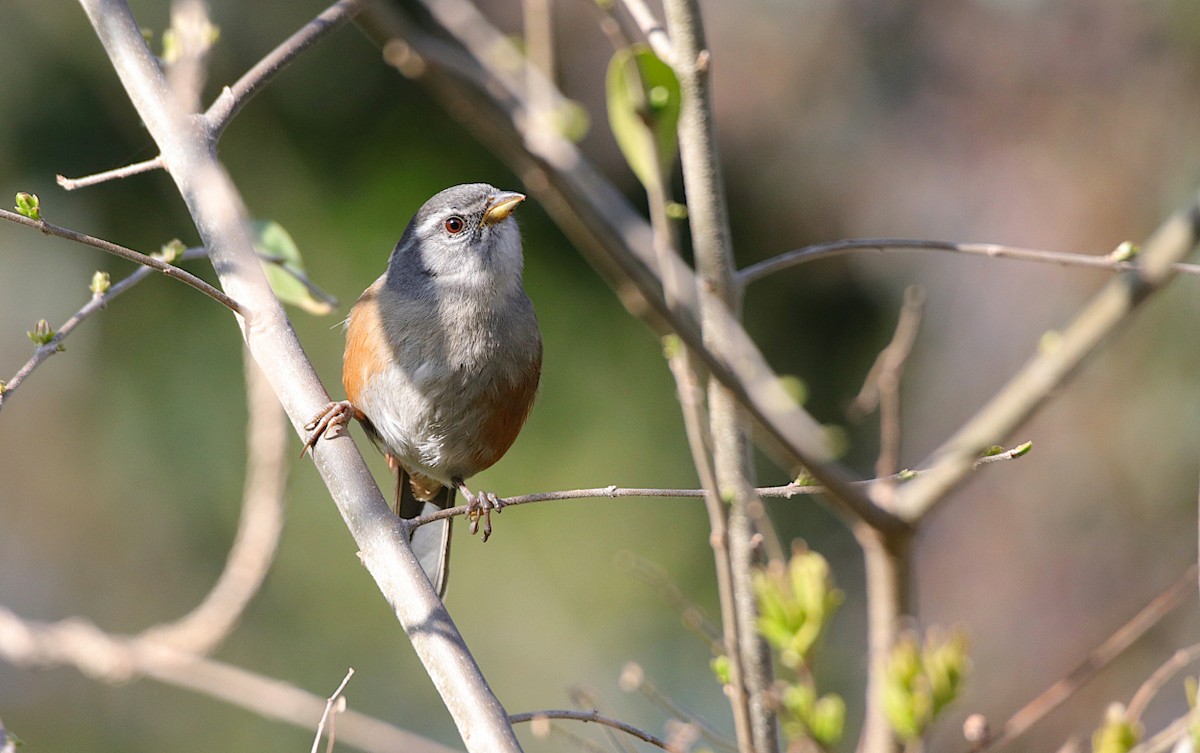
386, 183, 527, 293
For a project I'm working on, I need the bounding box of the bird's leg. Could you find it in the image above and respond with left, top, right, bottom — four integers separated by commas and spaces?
300, 400, 357, 457
452, 478, 504, 542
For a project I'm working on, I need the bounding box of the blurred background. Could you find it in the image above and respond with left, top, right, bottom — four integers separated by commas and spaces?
3, 0, 1200, 750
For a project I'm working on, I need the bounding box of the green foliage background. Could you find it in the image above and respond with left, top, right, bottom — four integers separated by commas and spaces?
4, 1, 1200, 751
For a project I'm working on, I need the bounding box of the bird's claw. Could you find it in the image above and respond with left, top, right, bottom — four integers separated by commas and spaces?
464, 489, 504, 542
300, 400, 356, 458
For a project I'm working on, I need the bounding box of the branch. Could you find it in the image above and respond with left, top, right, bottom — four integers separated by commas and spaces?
510, 710, 672, 751
895, 193, 1200, 522
205, 0, 370, 138
737, 238, 1200, 289
59, 0, 369, 190
77, 2, 521, 750
0, 605, 455, 753
0, 207, 243, 314
312, 668, 356, 753
971, 564, 1198, 752
1126, 642, 1200, 724
406, 443, 1035, 528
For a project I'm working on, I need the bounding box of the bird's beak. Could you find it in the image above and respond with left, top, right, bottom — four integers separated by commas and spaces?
482, 191, 526, 226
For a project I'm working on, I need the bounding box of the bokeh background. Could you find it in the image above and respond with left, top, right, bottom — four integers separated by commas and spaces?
3, 0, 1200, 751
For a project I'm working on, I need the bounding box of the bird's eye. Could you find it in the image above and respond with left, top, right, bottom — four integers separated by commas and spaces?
444, 216, 466, 234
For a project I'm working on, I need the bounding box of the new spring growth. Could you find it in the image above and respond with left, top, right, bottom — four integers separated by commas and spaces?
1091, 704, 1140, 753
883, 628, 969, 742
90, 271, 111, 299
14, 192, 41, 221
155, 239, 186, 264
754, 543, 844, 669
780, 682, 846, 747
1185, 677, 1200, 752
27, 319, 62, 352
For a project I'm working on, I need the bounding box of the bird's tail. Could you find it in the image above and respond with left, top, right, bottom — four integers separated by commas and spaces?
395, 465, 454, 598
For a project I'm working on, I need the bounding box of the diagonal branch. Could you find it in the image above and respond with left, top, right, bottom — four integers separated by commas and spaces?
0, 207, 243, 314
77, 2, 522, 750
896, 193, 1200, 522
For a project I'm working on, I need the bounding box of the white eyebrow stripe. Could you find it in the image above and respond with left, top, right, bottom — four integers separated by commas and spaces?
416, 213, 445, 237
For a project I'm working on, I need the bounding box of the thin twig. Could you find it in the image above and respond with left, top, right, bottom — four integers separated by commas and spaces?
974, 564, 1199, 752
1126, 643, 1200, 724
737, 238, 1200, 289
59, 0, 369, 189
407, 442, 1035, 528
0, 207, 243, 314
1128, 712, 1191, 753
569, 686, 639, 753
57, 157, 164, 190
895, 191, 1200, 522
620, 665, 739, 753
614, 0, 674, 62
616, 552, 723, 652
312, 668, 356, 753
850, 285, 926, 508
206, 0, 369, 138
510, 710, 672, 751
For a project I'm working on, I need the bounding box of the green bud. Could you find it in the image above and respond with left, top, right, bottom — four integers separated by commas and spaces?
709, 655, 730, 685
1109, 241, 1139, 262
665, 201, 688, 220
90, 270, 111, 297
1091, 704, 1139, 753
781, 682, 815, 720
27, 319, 54, 346
1039, 330, 1062, 354
778, 374, 808, 406
156, 238, 186, 263
897, 468, 918, 482
809, 694, 846, 746
0, 380, 7, 395
754, 545, 843, 668
14, 192, 41, 221
661, 333, 682, 360
1011, 440, 1033, 457
1187, 677, 1198, 709
924, 629, 969, 714
981, 445, 1006, 457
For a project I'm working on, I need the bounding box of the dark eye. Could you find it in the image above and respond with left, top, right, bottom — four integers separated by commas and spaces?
444, 216, 466, 234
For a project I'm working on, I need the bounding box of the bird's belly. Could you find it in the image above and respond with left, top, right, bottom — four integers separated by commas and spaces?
356, 361, 502, 483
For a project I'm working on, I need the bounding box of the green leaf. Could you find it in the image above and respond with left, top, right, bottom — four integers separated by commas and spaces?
606, 45, 681, 190
251, 220, 336, 315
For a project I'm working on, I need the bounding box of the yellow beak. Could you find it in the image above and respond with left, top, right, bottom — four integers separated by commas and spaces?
482, 191, 526, 225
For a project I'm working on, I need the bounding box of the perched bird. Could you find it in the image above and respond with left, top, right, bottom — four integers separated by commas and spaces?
304, 183, 542, 595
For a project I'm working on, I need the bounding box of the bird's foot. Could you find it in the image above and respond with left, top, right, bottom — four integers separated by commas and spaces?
300, 400, 356, 458
455, 480, 504, 542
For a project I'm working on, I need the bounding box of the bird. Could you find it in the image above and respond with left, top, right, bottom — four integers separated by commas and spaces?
302, 183, 542, 595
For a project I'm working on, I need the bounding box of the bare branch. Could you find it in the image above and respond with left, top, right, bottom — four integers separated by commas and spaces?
57, 157, 164, 191
737, 238, 1200, 289
140, 353, 287, 654
510, 709, 673, 751
973, 565, 1198, 752
896, 193, 1200, 522
614, 0, 674, 62
1126, 643, 1200, 724
312, 668, 356, 753
206, 0, 370, 138
0, 207, 243, 314
59, 0, 369, 190
0, 605, 454, 753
